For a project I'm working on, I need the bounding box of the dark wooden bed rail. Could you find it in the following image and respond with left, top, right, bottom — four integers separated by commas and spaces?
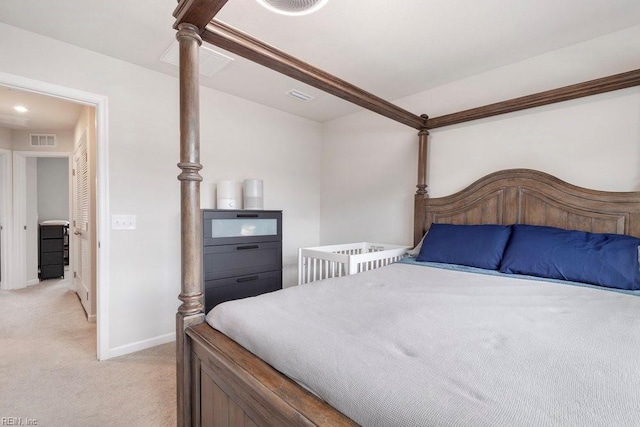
174, 0, 640, 217
414, 68, 640, 243
426, 68, 640, 129
174, 0, 229, 30
202, 20, 426, 130
174, 1, 426, 130
173, 0, 640, 424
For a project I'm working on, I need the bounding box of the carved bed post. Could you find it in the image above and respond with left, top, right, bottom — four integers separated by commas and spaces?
414, 114, 430, 245
176, 22, 204, 427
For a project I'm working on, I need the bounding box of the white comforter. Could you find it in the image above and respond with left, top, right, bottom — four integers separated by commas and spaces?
207, 263, 640, 427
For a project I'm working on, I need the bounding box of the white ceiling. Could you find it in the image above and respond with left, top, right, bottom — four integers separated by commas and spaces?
0, 85, 83, 130
0, 0, 639, 123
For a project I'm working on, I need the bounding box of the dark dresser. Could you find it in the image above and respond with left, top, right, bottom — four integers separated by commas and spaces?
202, 210, 282, 314
39, 224, 66, 280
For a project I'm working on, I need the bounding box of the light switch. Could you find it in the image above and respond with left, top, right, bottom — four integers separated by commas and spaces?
112, 215, 136, 230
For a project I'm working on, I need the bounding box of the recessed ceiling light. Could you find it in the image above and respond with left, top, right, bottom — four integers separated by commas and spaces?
14, 105, 28, 113
255, 0, 329, 16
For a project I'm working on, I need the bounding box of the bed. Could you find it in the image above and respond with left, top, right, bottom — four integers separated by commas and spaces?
208, 259, 640, 426
190, 169, 640, 426
171, 1, 640, 425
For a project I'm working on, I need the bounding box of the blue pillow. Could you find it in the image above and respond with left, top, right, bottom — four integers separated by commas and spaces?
499, 224, 640, 291
416, 223, 512, 270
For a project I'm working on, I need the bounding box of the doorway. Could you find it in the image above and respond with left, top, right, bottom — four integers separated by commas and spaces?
12, 151, 73, 290
0, 71, 110, 360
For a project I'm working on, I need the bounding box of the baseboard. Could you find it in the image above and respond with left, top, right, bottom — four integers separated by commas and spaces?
106, 332, 176, 359
26, 278, 40, 286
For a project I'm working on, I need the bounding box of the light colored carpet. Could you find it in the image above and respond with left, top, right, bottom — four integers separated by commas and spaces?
0, 277, 176, 426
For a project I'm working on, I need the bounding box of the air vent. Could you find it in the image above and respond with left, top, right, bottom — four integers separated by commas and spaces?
286, 89, 315, 102
30, 134, 56, 147
160, 41, 234, 77
0, 113, 29, 128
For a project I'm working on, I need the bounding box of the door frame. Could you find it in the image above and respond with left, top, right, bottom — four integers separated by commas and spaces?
0, 148, 12, 291
0, 72, 110, 361
13, 151, 72, 290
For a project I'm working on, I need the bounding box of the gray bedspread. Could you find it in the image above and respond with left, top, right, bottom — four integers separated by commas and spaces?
207, 263, 640, 426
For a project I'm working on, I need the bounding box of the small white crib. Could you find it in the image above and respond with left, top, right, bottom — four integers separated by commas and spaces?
298, 242, 410, 285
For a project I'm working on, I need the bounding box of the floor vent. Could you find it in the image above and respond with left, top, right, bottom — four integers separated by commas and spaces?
30, 134, 56, 147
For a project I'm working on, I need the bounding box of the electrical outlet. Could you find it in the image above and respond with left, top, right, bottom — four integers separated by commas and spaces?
111, 215, 136, 230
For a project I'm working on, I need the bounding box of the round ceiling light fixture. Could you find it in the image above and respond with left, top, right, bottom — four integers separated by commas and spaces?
255, 0, 330, 16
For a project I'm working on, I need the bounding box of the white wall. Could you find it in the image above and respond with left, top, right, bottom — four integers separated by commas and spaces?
198, 95, 322, 286
0, 23, 322, 354
25, 157, 38, 284
0, 127, 11, 149
321, 25, 640, 246
37, 157, 69, 222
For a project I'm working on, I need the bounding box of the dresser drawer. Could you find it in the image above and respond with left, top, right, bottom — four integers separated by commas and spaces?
40, 225, 64, 238
41, 252, 63, 266
203, 210, 282, 246
203, 241, 282, 280
40, 265, 64, 280
41, 238, 64, 253
204, 270, 282, 313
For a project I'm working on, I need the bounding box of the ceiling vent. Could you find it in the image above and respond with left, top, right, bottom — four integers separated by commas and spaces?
286, 89, 315, 102
256, 0, 329, 15
0, 113, 29, 128
30, 134, 56, 147
160, 41, 234, 77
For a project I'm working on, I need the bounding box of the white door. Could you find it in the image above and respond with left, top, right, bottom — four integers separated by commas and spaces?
73, 132, 91, 317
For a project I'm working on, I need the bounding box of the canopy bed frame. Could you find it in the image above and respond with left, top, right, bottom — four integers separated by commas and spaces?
172, 1, 640, 425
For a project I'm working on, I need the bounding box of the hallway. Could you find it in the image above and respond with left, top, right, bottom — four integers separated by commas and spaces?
0, 278, 176, 426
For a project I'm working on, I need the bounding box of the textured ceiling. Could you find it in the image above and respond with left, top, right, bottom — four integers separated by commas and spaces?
0, 0, 639, 122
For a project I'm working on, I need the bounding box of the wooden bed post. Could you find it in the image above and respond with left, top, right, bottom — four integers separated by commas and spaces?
176, 22, 205, 427
414, 115, 429, 246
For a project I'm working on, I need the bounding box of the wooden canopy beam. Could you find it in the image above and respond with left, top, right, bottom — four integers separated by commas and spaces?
427, 68, 640, 129
173, 0, 229, 31
202, 20, 427, 130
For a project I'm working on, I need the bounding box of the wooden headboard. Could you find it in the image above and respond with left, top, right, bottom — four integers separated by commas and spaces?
414, 169, 640, 244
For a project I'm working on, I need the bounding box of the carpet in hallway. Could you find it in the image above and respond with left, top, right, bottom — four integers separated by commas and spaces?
0, 278, 176, 426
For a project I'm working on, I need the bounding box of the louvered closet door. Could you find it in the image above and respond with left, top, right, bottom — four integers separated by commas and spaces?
73, 132, 91, 317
